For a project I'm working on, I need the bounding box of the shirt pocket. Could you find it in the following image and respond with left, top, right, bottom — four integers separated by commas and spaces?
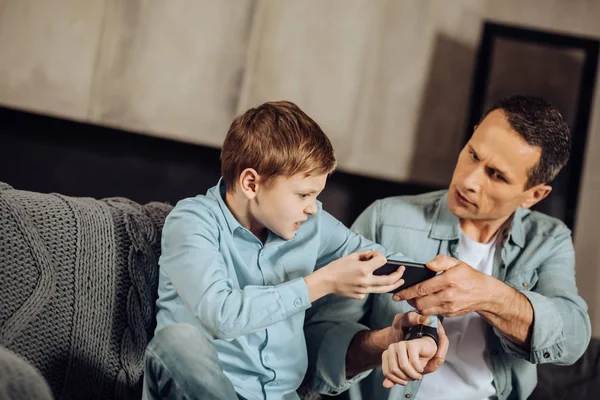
505, 270, 539, 292
380, 225, 439, 261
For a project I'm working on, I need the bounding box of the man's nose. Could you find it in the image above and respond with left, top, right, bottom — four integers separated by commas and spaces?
463, 167, 483, 193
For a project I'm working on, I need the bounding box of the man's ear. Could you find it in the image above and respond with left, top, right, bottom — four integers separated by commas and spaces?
238, 168, 260, 200
521, 184, 552, 209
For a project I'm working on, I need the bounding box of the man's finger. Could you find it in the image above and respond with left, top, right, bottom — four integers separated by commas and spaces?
392, 275, 445, 301
426, 254, 460, 272
424, 320, 448, 374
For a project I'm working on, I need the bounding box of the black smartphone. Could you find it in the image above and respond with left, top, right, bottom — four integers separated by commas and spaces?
373, 260, 436, 293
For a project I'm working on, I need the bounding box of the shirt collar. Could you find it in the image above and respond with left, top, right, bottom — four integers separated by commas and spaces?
430, 191, 525, 248
209, 178, 242, 235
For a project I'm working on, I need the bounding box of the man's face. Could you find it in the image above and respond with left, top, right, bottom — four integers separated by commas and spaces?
253, 173, 327, 240
448, 110, 548, 222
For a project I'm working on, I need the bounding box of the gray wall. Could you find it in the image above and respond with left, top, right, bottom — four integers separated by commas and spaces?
1, 0, 600, 334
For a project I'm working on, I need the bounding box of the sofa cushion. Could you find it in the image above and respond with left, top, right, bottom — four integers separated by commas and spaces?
0, 183, 171, 400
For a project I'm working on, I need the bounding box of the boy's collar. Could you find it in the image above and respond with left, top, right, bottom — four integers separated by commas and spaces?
211, 179, 294, 247
211, 178, 243, 235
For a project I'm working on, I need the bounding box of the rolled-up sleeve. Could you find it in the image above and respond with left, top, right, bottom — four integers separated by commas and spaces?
498, 227, 591, 365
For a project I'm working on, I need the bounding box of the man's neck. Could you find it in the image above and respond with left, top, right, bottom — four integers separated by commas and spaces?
224, 189, 268, 243
459, 215, 512, 244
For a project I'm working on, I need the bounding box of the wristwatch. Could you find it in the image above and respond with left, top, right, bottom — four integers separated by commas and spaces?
405, 324, 439, 347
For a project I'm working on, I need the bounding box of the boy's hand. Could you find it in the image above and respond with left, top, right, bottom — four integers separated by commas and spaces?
382, 318, 448, 388
325, 251, 404, 299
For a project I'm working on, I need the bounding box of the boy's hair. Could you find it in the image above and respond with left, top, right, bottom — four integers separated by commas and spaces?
221, 101, 337, 191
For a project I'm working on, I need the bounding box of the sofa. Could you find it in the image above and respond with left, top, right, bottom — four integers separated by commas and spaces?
1, 182, 598, 400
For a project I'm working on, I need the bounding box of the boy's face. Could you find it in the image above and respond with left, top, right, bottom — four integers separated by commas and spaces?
253, 173, 327, 240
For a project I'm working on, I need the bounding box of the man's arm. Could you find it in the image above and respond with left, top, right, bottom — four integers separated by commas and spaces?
395, 227, 591, 364
477, 278, 533, 347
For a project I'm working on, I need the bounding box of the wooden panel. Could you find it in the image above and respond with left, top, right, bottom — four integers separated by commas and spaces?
88, 0, 255, 147
0, 0, 106, 119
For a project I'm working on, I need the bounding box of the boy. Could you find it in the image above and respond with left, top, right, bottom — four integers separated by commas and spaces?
143, 101, 441, 400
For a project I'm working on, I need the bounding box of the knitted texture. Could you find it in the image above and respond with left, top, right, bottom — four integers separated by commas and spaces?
0, 183, 171, 400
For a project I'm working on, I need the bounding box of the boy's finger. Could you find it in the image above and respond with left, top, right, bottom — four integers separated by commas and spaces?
408, 342, 425, 375
395, 345, 422, 381
371, 279, 405, 294
369, 268, 404, 287
364, 252, 387, 268
402, 311, 430, 327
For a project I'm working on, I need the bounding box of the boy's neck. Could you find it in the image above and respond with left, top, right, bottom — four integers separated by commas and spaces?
224, 189, 268, 243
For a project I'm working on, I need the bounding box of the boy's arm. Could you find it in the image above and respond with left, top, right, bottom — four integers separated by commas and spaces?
305, 201, 440, 394
161, 201, 311, 340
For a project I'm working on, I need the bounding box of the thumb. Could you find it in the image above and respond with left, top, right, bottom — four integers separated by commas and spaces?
383, 378, 395, 388
426, 254, 459, 272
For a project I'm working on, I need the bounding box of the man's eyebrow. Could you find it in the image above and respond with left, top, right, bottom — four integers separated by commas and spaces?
469, 144, 512, 180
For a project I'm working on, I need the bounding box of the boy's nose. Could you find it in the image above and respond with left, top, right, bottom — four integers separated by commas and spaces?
305, 201, 317, 215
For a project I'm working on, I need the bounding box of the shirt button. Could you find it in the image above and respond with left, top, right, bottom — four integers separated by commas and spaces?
266, 281, 273, 286
293, 298, 302, 307
405, 395, 411, 399
543, 352, 551, 359
522, 282, 529, 288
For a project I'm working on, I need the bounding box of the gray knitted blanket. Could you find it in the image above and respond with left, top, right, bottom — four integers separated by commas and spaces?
0, 182, 172, 400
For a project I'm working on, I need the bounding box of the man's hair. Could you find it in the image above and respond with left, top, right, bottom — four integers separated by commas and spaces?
481, 95, 571, 188
221, 101, 337, 190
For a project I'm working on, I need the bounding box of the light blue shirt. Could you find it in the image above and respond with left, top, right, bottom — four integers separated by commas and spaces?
155, 180, 391, 399
305, 191, 591, 400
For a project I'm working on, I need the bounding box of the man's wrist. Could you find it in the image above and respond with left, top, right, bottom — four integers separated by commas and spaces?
481, 276, 513, 315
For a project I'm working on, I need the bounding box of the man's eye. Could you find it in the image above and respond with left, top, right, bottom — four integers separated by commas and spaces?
493, 172, 506, 182
469, 151, 478, 161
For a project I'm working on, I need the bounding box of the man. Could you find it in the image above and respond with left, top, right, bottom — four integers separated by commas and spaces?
305, 96, 591, 400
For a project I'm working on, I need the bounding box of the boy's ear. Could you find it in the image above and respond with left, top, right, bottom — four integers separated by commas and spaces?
239, 168, 260, 200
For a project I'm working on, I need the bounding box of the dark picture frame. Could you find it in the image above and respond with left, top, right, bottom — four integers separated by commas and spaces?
465, 21, 599, 231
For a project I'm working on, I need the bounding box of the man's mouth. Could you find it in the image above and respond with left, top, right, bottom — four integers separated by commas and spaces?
455, 189, 476, 208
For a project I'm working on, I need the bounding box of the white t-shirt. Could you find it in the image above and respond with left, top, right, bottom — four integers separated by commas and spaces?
416, 229, 497, 400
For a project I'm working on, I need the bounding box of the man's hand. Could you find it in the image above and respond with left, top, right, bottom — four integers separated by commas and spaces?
392, 254, 500, 317
306, 251, 405, 301
382, 316, 448, 387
